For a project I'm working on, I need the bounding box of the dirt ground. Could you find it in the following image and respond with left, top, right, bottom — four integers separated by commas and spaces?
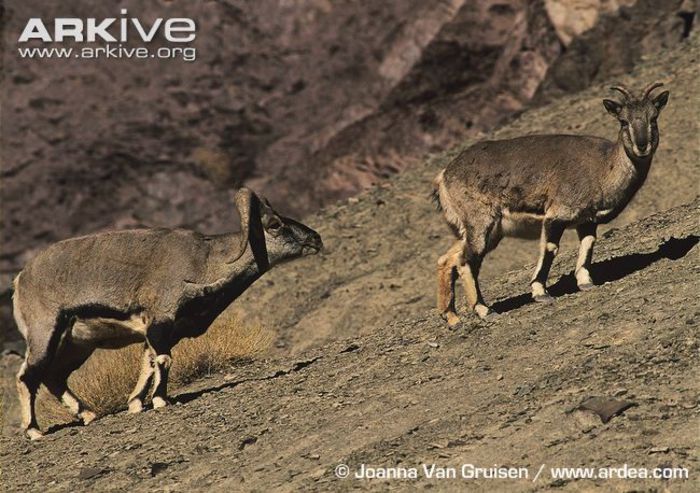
1, 29, 698, 493
235, 31, 700, 356
1, 198, 697, 492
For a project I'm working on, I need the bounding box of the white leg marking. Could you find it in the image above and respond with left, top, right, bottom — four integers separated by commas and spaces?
575, 268, 593, 286
128, 399, 144, 414
546, 242, 559, 254
474, 304, 491, 319
79, 410, 97, 425
531, 281, 547, 298
151, 354, 172, 409
16, 361, 38, 433
155, 354, 172, 367
26, 428, 44, 441
444, 312, 461, 327
128, 348, 154, 406
61, 391, 81, 415
531, 254, 545, 284
152, 396, 169, 409
575, 235, 595, 288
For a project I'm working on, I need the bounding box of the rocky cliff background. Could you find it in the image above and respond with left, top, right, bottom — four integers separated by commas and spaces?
0, 0, 696, 344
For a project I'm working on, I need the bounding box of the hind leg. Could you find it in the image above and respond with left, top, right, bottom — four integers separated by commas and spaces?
16, 316, 61, 440
43, 342, 96, 425
458, 220, 498, 319
437, 241, 463, 326
531, 218, 566, 302
127, 344, 155, 413
16, 358, 43, 440
146, 322, 173, 410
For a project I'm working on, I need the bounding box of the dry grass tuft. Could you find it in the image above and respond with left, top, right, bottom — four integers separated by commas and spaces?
37, 311, 272, 425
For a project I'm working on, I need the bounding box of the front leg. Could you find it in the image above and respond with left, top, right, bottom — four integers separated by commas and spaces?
146, 322, 173, 410
575, 222, 597, 291
531, 218, 565, 302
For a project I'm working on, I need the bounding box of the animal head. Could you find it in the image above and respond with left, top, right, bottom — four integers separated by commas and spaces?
234, 188, 322, 268
603, 81, 669, 159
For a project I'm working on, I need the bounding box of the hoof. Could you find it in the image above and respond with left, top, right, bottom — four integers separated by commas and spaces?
474, 304, 492, 319
533, 293, 554, 304
26, 428, 43, 441
578, 282, 595, 291
152, 396, 169, 409
442, 311, 462, 328
127, 399, 143, 414
79, 410, 97, 425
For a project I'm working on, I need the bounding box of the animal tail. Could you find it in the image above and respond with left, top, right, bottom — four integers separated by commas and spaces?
12, 273, 29, 341
432, 169, 464, 238
431, 170, 445, 212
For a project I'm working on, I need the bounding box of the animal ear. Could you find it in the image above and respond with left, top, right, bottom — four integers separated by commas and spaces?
259, 197, 277, 223
652, 90, 669, 112
603, 99, 622, 117
259, 197, 274, 215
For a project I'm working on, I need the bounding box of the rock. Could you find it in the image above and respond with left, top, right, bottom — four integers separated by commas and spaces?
150, 462, 170, 477
78, 467, 109, 480
544, 0, 637, 46
577, 396, 637, 423
239, 436, 258, 450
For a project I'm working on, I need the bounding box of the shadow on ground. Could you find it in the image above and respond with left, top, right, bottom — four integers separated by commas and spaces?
491, 235, 699, 314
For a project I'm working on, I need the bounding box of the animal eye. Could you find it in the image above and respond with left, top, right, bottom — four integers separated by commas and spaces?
267, 218, 283, 230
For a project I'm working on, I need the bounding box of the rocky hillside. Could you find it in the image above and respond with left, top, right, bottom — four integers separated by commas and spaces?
0, 8, 698, 493
1, 194, 697, 492
0, 0, 694, 303
236, 31, 700, 354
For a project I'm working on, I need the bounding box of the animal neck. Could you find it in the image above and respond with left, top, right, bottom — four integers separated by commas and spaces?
203, 232, 270, 284
224, 247, 268, 289
601, 132, 654, 216
175, 236, 270, 337
223, 232, 269, 279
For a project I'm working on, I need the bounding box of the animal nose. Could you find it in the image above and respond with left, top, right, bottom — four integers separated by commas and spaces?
312, 233, 323, 251
631, 121, 649, 149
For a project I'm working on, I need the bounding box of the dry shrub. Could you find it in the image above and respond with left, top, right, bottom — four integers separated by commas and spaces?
37, 311, 272, 425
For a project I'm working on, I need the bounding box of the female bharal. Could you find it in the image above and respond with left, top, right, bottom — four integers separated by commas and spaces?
433, 82, 669, 325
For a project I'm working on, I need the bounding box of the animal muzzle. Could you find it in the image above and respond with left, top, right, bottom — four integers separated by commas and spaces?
302, 234, 323, 255
630, 121, 652, 156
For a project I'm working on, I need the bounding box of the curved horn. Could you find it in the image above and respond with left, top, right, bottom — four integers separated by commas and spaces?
232, 187, 269, 270
642, 81, 664, 100
233, 188, 252, 262
609, 85, 632, 100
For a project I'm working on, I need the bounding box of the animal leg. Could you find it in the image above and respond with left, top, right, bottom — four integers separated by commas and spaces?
146, 323, 173, 410
437, 241, 463, 327
458, 222, 495, 319
127, 344, 155, 413
16, 358, 43, 440
575, 222, 597, 291
531, 218, 565, 302
15, 316, 60, 440
44, 342, 96, 424
43, 381, 96, 426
